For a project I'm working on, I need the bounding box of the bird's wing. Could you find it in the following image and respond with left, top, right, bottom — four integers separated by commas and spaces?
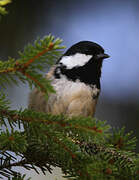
28, 66, 56, 112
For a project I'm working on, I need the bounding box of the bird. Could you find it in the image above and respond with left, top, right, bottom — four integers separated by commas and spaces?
28, 41, 110, 117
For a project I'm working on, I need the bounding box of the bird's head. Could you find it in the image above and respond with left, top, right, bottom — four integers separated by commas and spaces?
54, 41, 110, 88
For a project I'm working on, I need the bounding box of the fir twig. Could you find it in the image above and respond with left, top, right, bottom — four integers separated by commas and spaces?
0, 107, 138, 179
0, 42, 54, 74
0, 35, 65, 96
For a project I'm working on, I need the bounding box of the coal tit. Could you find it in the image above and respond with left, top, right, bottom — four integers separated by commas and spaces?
29, 41, 110, 117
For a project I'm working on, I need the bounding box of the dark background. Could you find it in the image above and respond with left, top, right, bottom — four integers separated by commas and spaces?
1, 0, 139, 151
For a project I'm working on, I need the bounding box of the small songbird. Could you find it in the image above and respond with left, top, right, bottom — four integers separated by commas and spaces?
29, 41, 110, 117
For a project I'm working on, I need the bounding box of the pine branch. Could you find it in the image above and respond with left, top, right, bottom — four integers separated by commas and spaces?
78, 141, 135, 168
0, 35, 65, 97
0, 108, 109, 137
0, 108, 109, 179
0, 42, 54, 74
0, 107, 139, 179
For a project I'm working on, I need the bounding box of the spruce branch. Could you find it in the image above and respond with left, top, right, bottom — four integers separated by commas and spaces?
44, 131, 90, 179
0, 108, 109, 137
0, 107, 139, 179
0, 42, 54, 74
0, 35, 65, 97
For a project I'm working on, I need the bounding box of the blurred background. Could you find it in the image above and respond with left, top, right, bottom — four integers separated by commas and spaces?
0, 0, 139, 179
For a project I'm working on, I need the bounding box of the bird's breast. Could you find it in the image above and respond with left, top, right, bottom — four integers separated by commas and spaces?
48, 76, 100, 117
29, 68, 100, 117
52, 76, 97, 101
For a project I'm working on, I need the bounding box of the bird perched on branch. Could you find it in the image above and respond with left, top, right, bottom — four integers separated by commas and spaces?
29, 41, 110, 117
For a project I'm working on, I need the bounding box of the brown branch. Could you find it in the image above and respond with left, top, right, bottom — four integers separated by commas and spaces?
2, 107, 134, 168
0, 109, 90, 178
22, 71, 46, 92
1, 109, 136, 178
23, 42, 54, 68
0, 42, 54, 74
45, 132, 76, 159
0, 43, 54, 91
44, 132, 90, 178
0, 109, 102, 135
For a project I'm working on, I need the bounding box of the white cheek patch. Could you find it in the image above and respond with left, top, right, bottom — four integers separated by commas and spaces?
60, 53, 93, 69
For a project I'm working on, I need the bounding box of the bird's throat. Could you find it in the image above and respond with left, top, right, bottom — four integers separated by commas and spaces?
54, 60, 102, 89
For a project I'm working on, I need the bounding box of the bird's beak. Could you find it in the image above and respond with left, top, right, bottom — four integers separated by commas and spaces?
96, 53, 110, 59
